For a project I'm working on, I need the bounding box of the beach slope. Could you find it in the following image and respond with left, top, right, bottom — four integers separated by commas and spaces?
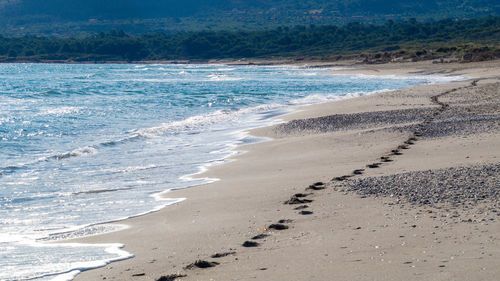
75, 60, 500, 281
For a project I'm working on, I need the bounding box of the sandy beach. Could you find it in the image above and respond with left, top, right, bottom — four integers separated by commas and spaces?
73, 60, 500, 281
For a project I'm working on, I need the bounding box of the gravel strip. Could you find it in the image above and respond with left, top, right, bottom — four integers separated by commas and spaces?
275, 108, 435, 134
275, 83, 500, 138
332, 164, 500, 209
393, 114, 500, 138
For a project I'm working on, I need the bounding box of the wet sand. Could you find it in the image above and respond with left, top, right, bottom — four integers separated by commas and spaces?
74, 60, 500, 281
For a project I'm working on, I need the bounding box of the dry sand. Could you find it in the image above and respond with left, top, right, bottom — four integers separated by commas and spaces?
73, 60, 500, 281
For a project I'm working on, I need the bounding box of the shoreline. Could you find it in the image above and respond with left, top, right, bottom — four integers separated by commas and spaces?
73, 59, 500, 281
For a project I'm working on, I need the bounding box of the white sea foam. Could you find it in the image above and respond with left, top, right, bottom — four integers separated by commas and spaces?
99, 164, 159, 174
38, 106, 83, 116
132, 110, 232, 137
3, 242, 134, 281
52, 146, 97, 161
333, 72, 468, 83
207, 74, 242, 81
287, 89, 392, 105
132, 103, 283, 139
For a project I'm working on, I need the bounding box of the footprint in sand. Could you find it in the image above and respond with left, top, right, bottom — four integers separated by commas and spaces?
251, 234, 269, 240
211, 251, 236, 258
156, 274, 187, 281
242, 241, 260, 247
268, 224, 289, 230
307, 182, 326, 190
285, 195, 313, 204
184, 260, 219, 270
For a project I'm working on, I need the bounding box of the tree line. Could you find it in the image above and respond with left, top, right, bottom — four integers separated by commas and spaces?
0, 16, 498, 62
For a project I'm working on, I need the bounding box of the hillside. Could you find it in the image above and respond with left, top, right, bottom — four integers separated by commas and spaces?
0, 0, 499, 37
1, 16, 498, 62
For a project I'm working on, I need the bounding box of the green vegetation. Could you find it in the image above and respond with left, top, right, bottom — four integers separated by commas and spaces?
0, 0, 498, 37
0, 16, 499, 62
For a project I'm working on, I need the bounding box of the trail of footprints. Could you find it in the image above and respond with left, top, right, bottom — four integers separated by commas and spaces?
155, 85, 472, 281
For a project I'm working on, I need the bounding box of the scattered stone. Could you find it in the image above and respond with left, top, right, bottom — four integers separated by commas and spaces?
276, 84, 500, 141
300, 210, 313, 215
335, 164, 500, 212
274, 108, 435, 135
294, 205, 309, 210
132, 273, 146, 277
353, 169, 365, 175
367, 163, 381, 168
278, 219, 293, 223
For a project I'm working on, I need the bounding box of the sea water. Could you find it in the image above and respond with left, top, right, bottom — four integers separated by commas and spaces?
0, 63, 463, 280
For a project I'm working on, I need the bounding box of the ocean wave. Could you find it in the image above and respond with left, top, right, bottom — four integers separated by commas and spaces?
71, 187, 133, 196
207, 74, 242, 81
50, 147, 97, 161
287, 89, 391, 105
37, 106, 83, 116
126, 78, 178, 83
132, 110, 233, 137
131, 103, 282, 138
99, 164, 159, 175
35, 90, 62, 96
339, 73, 468, 83
2, 146, 98, 171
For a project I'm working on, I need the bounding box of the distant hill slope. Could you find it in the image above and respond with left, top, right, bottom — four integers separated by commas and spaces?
0, 0, 499, 36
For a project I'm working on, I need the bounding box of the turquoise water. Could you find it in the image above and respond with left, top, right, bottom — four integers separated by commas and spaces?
0, 63, 460, 280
